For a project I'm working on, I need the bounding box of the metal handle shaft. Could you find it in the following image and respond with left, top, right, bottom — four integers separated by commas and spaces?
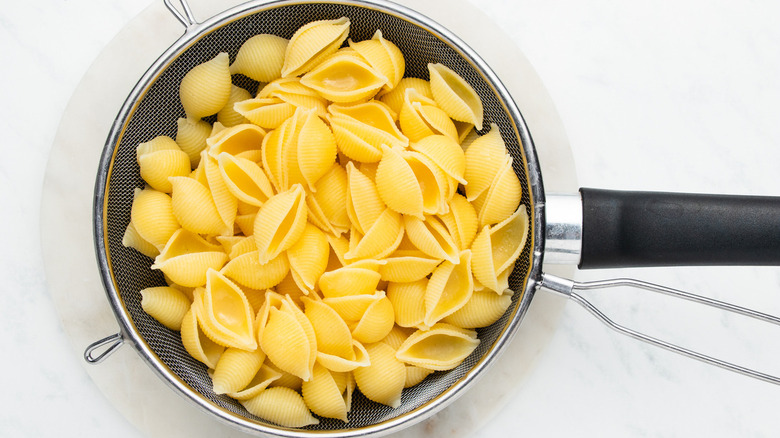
164, 0, 198, 28
540, 273, 780, 385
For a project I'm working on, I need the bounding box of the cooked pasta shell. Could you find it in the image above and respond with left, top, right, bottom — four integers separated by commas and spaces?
308, 163, 350, 235
381, 324, 415, 350
379, 77, 432, 115
353, 342, 406, 408
438, 193, 479, 250
404, 365, 434, 388
395, 323, 479, 371
234, 212, 256, 236
211, 347, 266, 394
348, 29, 405, 92
259, 77, 329, 117
379, 250, 441, 283
303, 297, 353, 359
463, 124, 506, 201
403, 215, 459, 264
318, 264, 382, 298
203, 152, 238, 233
260, 298, 316, 381
428, 63, 484, 130
470, 206, 529, 293
169, 176, 229, 235
300, 52, 388, 103
253, 184, 308, 264
351, 292, 395, 344
478, 154, 523, 227
176, 117, 212, 167
216, 85, 252, 127
316, 339, 370, 373
230, 34, 289, 82
181, 306, 225, 369
345, 161, 386, 235
386, 279, 427, 328
409, 134, 466, 185
206, 122, 266, 158
376, 145, 449, 218
140, 286, 191, 331
322, 290, 383, 322
301, 363, 350, 422
193, 270, 257, 351
130, 187, 180, 251
287, 223, 329, 292
227, 363, 282, 400
266, 361, 304, 391
241, 386, 319, 428
443, 289, 513, 328
151, 229, 228, 287
282, 17, 350, 78
136, 136, 191, 193
122, 221, 159, 259
217, 153, 274, 207
344, 208, 403, 261
328, 102, 407, 163
180, 52, 232, 120
220, 250, 289, 290
295, 109, 337, 191
234, 97, 296, 129
217, 235, 256, 259
398, 88, 458, 142
424, 250, 473, 327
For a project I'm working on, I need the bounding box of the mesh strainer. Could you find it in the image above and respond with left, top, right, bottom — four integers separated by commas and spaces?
86, 0, 780, 436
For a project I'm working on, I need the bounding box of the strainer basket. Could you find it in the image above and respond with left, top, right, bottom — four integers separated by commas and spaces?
89, 0, 543, 435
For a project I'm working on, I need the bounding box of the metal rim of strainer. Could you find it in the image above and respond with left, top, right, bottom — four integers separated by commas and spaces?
92, 0, 546, 436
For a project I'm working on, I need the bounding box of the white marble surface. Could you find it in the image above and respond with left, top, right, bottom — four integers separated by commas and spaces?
6, 0, 780, 437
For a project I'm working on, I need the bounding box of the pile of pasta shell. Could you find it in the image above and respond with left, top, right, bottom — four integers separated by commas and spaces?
124, 17, 529, 428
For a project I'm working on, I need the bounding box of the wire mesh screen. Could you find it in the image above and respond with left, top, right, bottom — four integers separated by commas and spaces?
97, 0, 537, 434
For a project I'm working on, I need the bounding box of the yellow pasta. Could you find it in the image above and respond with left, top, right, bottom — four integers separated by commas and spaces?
220, 250, 289, 290
402, 215, 459, 264
395, 323, 479, 371
423, 250, 473, 327
130, 187, 180, 251
217, 152, 275, 207
301, 363, 350, 422
176, 117, 212, 167
136, 136, 191, 193
463, 123, 506, 201
127, 18, 534, 425
253, 184, 308, 264
287, 223, 329, 292
300, 51, 388, 103
140, 286, 191, 331
349, 29, 405, 92
471, 206, 529, 293
428, 63, 484, 130
241, 386, 319, 428
151, 229, 228, 288
217, 85, 252, 127
345, 161, 386, 235
443, 289, 513, 329
180, 306, 225, 369
193, 270, 257, 351
476, 154, 523, 227
353, 342, 406, 408
379, 77, 432, 115
169, 176, 229, 236
230, 34, 289, 82
211, 347, 266, 394
282, 17, 351, 78
179, 52, 232, 120
122, 221, 160, 259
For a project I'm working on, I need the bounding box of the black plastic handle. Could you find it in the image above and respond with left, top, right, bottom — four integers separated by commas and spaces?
579, 188, 780, 269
